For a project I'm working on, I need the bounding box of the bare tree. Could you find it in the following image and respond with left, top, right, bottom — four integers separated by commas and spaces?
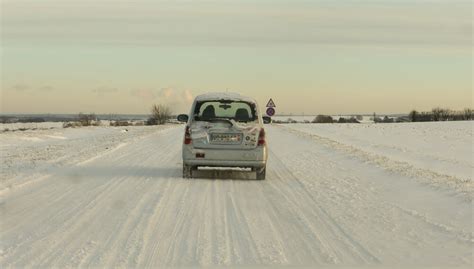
409, 110, 418, 122
148, 104, 172, 125
431, 107, 441, 121
78, 113, 97, 126
463, 108, 472, 120
432, 107, 451, 121
312, 115, 334, 123
440, 108, 452, 121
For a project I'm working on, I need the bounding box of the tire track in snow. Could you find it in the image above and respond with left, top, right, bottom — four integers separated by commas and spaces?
1, 127, 182, 268
2, 125, 471, 267
136, 180, 191, 267
52, 127, 182, 268
267, 149, 380, 264
95, 155, 180, 266
222, 184, 263, 265
266, 125, 472, 266
3, 174, 130, 266
1, 168, 132, 266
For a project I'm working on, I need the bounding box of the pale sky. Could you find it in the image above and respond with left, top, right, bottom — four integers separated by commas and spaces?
1, 0, 472, 115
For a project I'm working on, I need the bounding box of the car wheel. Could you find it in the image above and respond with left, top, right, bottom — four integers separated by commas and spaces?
183, 164, 193, 179
256, 166, 266, 180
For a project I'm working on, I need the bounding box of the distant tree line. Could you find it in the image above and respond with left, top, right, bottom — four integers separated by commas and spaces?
409, 108, 472, 122
63, 105, 173, 127
63, 113, 101, 128
311, 115, 360, 124
110, 120, 142, 127
2, 103, 174, 128
273, 115, 364, 124
373, 116, 404, 123
0, 116, 46, 123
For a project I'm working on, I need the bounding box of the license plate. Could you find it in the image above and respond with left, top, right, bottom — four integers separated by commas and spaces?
211, 133, 242, 144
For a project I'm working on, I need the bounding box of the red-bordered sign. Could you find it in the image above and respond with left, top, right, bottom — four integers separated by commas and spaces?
266, 107, 275, 117
266, 98, 276, 108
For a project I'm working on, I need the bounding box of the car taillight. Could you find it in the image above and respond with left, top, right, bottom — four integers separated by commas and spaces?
258, 128, 266, 146
184, 126, 192, 145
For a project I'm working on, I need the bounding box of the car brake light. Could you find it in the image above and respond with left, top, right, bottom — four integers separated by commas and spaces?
258, 128, 266, 146
184, 126, 192, 145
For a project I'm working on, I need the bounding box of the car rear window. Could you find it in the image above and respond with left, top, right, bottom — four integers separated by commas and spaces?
194, 101, 257, 122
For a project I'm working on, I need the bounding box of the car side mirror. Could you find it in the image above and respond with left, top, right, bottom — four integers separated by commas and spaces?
262, 116, 272, 124
177, 114, 189, 123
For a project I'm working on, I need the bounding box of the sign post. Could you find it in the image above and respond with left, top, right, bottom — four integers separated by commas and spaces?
266, 98, 276, 117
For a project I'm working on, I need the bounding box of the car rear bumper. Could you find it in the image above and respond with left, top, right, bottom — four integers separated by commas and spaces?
183, 145, 267, 168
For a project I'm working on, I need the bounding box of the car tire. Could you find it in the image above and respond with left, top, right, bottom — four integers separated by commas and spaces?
183, 164, 193, 179
256, 166, 266, 180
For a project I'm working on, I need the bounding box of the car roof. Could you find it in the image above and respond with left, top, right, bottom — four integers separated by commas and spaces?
195, 92, 257, 104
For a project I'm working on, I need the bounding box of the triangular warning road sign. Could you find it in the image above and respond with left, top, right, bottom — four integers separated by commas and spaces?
266, 98, 276, 108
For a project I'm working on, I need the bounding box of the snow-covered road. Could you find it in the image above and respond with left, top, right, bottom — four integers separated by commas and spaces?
1, 125, 472, 268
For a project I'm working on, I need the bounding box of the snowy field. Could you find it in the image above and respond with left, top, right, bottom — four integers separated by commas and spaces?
0, 120, 128, 131
0, 123, 472, 268
1, 122, 65, 131
283, 122, 473, 196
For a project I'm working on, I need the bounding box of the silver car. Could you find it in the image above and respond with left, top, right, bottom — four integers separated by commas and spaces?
177, 93, 270, 180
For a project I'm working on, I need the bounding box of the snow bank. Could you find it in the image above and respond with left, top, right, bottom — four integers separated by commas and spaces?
283, 121, 473, 189
0, 125, 172, 192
